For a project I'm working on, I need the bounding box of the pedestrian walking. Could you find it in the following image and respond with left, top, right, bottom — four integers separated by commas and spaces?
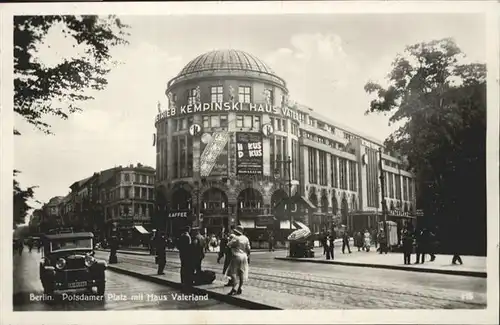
342, 230, 352, 254
27, 238, 33, 253
177, 226, 193, 286
321, 231, 328, 255
191, 228, 205, 278
371, 228, 378, 249
402, 228, 413, 265
354, 231, 363, 251
414, 228, 427, 264
155, 232, 167, 275
268, 231, 275, 252
450, 224, 463, 265
428, 228, 437, 262
217, 232, 228, 263
223, 234, 235, 286
328, 231, 336, 260
363, 229, 371, 252
227, 226, 251, 295
377, 228, 388, 254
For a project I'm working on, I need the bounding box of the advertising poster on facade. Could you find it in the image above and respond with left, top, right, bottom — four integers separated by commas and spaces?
236, 132, 263, 175
200, 134, 229, 177
200, 131, 229, 177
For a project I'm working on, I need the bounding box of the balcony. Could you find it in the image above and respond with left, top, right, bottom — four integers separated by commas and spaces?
202, 207, 229, 215
237, 207, 266, 217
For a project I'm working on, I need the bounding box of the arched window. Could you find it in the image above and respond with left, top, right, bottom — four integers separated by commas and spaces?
332, 196, 338, 215
341, 197, 349, 225
321, 195, 329, 213
171, 188, 191, 210
202, 188, 228, 213
237, 188, 263, 211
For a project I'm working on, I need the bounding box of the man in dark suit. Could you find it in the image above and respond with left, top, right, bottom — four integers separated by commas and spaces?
177, 226, 192, 286
191, 227, 205, 278
155, 232, 167, 275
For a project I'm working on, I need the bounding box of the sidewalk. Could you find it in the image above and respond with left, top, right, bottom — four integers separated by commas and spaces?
276, 247, 487, 278
106, 261, 347, 310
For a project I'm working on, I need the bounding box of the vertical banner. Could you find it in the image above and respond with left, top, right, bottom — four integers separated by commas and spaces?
200, 131, 229, 177
236, 132, 263, 175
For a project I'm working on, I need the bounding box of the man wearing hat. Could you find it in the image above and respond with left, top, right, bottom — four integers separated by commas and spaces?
190, 227, 206, 278
177, 226, 192, 286
226, 225, 251, 295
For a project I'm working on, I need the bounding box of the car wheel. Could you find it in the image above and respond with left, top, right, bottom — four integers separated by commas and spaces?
97, 282, 105, 296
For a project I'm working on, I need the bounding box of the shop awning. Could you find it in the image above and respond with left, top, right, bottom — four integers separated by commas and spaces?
293, 221, 309, 232
134, 225, 150, 234
238, 219, 255, 229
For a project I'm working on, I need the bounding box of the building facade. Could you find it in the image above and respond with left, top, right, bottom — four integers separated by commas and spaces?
154, 49, 417, 238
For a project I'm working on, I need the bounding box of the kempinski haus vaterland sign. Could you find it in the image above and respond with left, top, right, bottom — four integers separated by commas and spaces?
155, 101, 302, 123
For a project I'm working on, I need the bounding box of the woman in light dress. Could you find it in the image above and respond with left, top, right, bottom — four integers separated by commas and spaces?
227, 226, 251, 295
363, 229, 372, 252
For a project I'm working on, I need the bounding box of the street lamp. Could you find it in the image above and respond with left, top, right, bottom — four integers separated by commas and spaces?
378, 148, 388, 235
275, 156, 293, 229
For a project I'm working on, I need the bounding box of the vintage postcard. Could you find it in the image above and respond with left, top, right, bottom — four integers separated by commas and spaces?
1, 1, 498, 324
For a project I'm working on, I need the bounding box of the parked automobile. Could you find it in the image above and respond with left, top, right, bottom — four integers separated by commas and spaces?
39, 231, 106, 296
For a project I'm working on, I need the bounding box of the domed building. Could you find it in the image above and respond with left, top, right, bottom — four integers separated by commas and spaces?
154, 49, 417, 246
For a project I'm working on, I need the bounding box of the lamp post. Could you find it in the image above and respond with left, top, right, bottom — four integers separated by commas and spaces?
378, 148, 388, 235
275, 156, 293, 229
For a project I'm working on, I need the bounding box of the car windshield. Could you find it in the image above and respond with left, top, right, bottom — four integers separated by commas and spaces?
50, 238, 92, 252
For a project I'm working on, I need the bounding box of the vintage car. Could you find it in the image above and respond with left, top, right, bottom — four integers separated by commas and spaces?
39, 232, 106, 296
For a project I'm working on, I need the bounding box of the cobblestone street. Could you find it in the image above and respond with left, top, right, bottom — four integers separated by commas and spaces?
13, 250, 242, 311
94, 250, 486, 309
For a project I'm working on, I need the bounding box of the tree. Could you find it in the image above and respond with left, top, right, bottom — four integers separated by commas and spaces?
364, 38, 486, 255
13, 170, 39, 228
14, 15, 129, 135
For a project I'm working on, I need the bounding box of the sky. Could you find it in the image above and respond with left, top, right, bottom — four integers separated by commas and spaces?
13, 13, 486, 213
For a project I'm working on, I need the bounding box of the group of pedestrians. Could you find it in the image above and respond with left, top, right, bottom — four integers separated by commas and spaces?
154, 225, 251, 296
401, 226, 440, 265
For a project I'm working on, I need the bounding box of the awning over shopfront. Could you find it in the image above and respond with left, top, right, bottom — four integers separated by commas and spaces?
134, 225, 149, 234
293, 221, 309, 231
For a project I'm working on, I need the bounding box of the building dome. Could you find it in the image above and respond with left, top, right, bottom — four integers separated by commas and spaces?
177, 49, 277, 77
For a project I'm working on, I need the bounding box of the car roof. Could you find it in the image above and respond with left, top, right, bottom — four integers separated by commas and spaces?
43, 232, 94, 241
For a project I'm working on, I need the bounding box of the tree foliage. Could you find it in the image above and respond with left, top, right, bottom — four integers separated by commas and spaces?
14, 15, 129, 134
13, 170, 39, 228
364, 38, 486, 255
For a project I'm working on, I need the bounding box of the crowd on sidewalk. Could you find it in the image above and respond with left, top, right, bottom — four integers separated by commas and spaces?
319, 223, 465, 266
150, 226, 252, 296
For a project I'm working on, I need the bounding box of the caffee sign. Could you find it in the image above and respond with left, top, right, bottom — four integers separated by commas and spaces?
156, 101, 302, 123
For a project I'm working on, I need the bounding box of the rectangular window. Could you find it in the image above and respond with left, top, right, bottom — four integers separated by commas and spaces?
182, 118, 187, 130
243, 115, 252, 127
308, 148, 318, 184
403, 177, 408, 201
210, 86, 223, 103
188, 116, 194, 127
238, 86, 251, 103
331, 155, 338, 188
202, 116, 209, 128
395, 175, 402, 200
270, 136, 275, 177
187, 136, 193, 177
349, 161, 357, 191
389, 173, 395, 199
187, 88, 197, 105
339, 158, 348, 190
319, 151, 327, 186
236, 115, 243, 128
210, 115, 220, 128
408, 178, 413, 201
220, 115, 228, 127
270, 117, 275, 130
172, 137, 178, 178
253, 116, 261, 129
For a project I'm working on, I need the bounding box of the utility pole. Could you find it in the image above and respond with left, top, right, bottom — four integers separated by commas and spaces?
378, 148, 388, 235
276, 156, 293, 229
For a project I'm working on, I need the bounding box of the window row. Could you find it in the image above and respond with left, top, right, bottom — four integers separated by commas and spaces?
179, 85, 275, 105
121, 187, 155, 200
172, 135, 194, 179
302, 131, 347, 151
384, 172, 414, 202
308, 149, 357, 191
106, 203, 154, 219
121, 173, 155, 185
269, 117, 288, 132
